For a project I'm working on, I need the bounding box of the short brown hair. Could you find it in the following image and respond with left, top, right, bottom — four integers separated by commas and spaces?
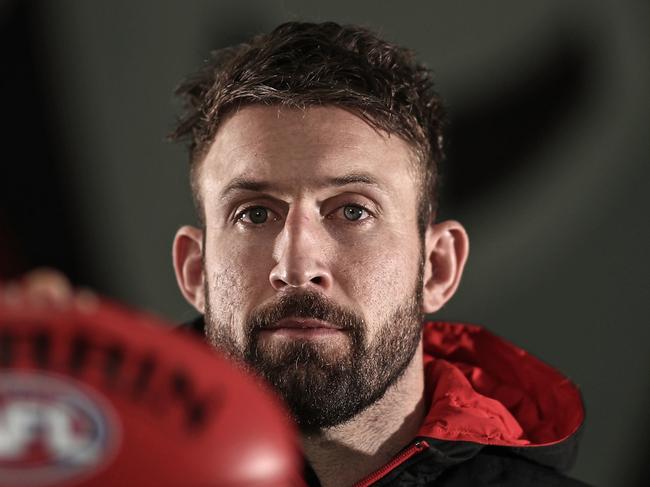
170, 21, 446, 232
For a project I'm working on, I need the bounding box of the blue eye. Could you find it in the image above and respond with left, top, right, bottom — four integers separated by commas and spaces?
240, 206, 268, 224
342, 205, 366, 221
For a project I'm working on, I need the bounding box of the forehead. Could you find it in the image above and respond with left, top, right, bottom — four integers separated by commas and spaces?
199, 105, 418, 195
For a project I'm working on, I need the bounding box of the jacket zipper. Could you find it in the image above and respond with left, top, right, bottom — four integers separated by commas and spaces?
352, 440, 430, 487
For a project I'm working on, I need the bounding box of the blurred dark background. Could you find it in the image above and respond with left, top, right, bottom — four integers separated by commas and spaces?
1, 1, 648, 485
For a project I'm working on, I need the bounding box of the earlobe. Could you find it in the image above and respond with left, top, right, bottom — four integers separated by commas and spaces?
172, 225, 205, 313
421, 220, 469, 314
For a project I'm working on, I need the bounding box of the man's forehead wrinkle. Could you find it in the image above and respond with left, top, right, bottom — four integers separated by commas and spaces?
219, 177, 273, 199
219, 172, 389, 200
322, 173, 384, 190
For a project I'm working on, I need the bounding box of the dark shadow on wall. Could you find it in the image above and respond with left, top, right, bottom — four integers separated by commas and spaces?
441, 29, 598, 215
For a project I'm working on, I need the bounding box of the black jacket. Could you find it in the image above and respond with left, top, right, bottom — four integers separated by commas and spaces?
180, 318, 590, 486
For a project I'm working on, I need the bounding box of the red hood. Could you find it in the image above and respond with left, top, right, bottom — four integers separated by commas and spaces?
418, 321, 585, 448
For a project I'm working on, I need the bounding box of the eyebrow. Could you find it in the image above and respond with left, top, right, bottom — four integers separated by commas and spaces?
220, 172, 382, 199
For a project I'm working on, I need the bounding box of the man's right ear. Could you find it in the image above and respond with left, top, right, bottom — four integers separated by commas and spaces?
172, 225, 205, 314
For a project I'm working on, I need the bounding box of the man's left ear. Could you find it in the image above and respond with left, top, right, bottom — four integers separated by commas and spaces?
422, 220, 469, 313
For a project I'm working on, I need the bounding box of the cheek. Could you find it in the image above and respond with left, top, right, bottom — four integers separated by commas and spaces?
336, 229, 422, 317
204, 235, 273, 314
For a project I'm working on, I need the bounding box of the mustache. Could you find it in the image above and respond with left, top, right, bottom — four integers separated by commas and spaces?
247, 292, 365, 332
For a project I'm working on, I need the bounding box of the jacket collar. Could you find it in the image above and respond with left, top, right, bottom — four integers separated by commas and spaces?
417, 320, 585, 469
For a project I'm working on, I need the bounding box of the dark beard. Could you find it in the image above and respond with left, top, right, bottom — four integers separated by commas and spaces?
205, 279, 423, 433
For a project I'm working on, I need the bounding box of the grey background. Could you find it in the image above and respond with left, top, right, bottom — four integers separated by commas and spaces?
4, 1, 648, 485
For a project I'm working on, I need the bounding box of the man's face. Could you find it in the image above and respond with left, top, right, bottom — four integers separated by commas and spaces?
198, 106, 425, 431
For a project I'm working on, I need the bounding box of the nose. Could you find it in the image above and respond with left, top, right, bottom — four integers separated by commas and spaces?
269, 208, 333, 292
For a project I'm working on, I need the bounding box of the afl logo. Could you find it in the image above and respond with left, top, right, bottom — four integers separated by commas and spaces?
0, 371, 120, 486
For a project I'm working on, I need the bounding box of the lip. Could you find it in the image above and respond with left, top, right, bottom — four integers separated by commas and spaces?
267, 317, 343, 330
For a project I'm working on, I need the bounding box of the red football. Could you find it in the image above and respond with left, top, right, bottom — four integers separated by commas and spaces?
0, 297, 301, 487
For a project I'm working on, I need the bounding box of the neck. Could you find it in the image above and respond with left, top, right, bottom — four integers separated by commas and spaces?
301, 341, 425, 487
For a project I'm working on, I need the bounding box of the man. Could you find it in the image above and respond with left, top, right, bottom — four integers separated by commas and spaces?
169, 22, 588, 486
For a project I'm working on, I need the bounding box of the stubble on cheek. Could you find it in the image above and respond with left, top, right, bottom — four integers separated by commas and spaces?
203, 263, 256, 358
342, 240, 421, 345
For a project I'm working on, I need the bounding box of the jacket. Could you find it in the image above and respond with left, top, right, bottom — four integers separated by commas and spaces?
180, 317, 590, 486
